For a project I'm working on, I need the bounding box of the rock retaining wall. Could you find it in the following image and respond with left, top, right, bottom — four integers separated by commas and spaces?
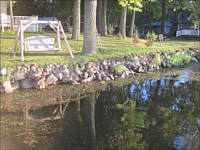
1, 49, 199, 93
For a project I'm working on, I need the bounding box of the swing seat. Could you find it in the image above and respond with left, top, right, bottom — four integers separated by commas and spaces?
24, 36, 60, 52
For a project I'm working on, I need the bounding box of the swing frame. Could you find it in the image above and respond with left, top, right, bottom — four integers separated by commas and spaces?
13, 20, 74, 61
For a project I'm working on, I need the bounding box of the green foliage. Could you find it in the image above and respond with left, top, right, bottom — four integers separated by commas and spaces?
115, 64, 126, 73
153, 54, 161, 66
146, 31, 157, 41
118, 0, 143, 12
167, 53, 191, 66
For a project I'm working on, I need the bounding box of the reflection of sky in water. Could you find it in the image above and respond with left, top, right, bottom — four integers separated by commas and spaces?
174, 135, 186, 150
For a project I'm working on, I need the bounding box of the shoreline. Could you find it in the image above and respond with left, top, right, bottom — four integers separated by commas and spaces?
0, 48, 199, 94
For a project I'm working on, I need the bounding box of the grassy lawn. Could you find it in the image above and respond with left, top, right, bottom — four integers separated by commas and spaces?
0, 31, 199, 68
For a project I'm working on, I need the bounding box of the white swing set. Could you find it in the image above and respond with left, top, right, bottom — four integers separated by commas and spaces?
13, 20, 74, 61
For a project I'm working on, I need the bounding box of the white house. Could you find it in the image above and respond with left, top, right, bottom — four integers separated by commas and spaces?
0, 1, 38, 32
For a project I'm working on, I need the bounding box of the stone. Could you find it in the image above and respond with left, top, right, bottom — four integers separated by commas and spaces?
82, 72, 89, 79
0, 68, 6, 76
102, 76, 111, 81
33, 76, 45, 89
74, 65, 83, 75
46, 74, 58, 85
20, 79, 34, 89
11, 81, 20, 90
95, 72, 102, 81
62, 75, 72, 83
109, 74, 115, 80
71, 72, 80, 81
102, 60, 107, 66
191, 57, 198, 62
68, 80, 80, 85
85, 62, 93, 69
53, 69, 63, 80
2, 81, 13, 93
61, 68, 70, 75
28, 70, 42, 79
81, 77, 93, 83
13, 71, 27, 81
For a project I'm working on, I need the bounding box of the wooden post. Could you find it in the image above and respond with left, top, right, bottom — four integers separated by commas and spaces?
13, 25, 20, 57
57, 22, 61, 50
20, 21, 24, 61
159, 34, 163, 47
1, 14, 4, 32
59, 21, 74, 58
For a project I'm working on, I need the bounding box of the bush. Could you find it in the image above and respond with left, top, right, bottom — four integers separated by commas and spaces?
145, 31, 157, 47
145, 40, 153, 47
153, 54, 161, 66
115, 64, 126, 73
166, 53, 191, 66
132, 31, 140, 45
146, 31, 157, 41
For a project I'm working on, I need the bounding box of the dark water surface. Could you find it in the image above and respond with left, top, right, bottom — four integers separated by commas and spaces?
1, 63, 200, 149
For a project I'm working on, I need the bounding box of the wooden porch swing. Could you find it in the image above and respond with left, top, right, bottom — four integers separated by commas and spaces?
13, 20, 74, 61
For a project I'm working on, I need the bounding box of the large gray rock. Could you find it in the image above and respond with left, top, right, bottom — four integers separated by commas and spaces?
13, 71, 27, 80
62, 75, 72, 83
46, 74, 58, 85
1, 81, 13, 93
11, 81, 20, 90
71, 72, 80, 81
28, 70, 42, 79
20, 79, 34, 89
33, 76, 46, 89
53, 69, 63, 80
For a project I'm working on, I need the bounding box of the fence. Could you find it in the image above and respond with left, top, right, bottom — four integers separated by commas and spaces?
0, 14, 38, 32
176, 29, 199, 37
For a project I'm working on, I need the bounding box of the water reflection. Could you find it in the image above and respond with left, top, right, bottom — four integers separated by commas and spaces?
1, 71, 200, 149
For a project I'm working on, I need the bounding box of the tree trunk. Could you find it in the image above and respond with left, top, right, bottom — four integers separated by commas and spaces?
129, 10, 136, 37
148, 1, 152, 32
9, 0, 14, 30
72, 0, 81, 40
97, 0, 102, 33
119, 6, 127, 38
161, 0, 165, 34
82, 0, 97, 55
101, 0, 107, 35
81, 93, 96, 148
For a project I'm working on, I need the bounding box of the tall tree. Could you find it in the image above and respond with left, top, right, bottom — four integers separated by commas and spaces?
101, 0, 108, 35
161, 0, 166, 34
119, 5, 127, 38
128, 0, 143, 37
72, 0, 81, 40
82, 0, 97, 55
9, 0, 14, 30
97, 0, 102, 33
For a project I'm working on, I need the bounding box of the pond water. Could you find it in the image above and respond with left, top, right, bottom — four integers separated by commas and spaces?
1, 63, 200, 149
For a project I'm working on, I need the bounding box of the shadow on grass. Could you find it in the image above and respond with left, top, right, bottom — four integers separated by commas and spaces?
1, 51, 82, 57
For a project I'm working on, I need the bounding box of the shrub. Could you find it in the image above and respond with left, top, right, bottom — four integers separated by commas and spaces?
145, 40, 153, 47
166, 53, 191, 66
132, 31, 140, 45
153, 54, 161, 66
145, 31, 157, 47
146, 31, 157, 41
115, 64, 126, 73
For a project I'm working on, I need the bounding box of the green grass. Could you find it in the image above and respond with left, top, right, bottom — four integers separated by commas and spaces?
0, 30, 199, 68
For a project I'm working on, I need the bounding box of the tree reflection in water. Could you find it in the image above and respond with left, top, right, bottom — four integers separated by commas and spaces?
1, 76, 199, 149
